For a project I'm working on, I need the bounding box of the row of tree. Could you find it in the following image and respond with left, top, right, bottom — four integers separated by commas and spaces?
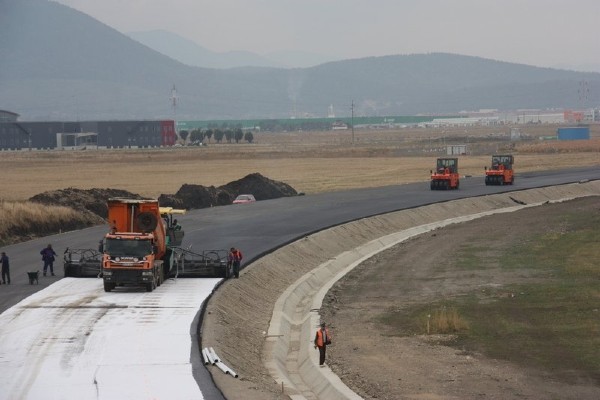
178, 118, 346, 144
178, 128, 254, 144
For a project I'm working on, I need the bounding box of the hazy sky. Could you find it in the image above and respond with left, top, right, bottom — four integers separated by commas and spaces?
54, 0, 600, 69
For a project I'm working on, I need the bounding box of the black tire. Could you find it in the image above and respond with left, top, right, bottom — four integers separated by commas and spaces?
146, 282, 154, 292
64, 265, 80, 277
104, 281, 115, 292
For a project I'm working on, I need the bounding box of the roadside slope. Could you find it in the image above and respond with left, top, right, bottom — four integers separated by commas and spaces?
201, 180, 600, 400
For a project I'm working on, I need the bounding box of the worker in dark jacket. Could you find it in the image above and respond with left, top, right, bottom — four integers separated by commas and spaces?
228, 247, 243, 278
40, 244, 57, 276
0, 252, 10, 284
314, 322, 332, 366
172, 219, 182, 231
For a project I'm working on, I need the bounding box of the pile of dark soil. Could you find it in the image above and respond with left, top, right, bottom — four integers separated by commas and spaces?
158, 173, 298, 209
30, 173, 297, 218
30, 188, 144, 219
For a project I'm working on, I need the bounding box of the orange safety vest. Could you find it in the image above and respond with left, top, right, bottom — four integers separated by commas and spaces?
229, 250, 242, 262
314, 327, 331, 347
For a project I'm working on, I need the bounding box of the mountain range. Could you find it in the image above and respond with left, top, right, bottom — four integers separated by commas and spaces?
1, 0, 599, 121
127, 30, 334, 69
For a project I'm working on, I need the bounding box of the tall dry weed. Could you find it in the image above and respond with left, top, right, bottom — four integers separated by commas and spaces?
428, 306, 469, 334
0, 200, 102, 246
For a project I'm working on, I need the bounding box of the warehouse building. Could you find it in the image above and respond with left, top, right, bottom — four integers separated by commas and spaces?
0, 110, 20, 123
0, 118, 176, 150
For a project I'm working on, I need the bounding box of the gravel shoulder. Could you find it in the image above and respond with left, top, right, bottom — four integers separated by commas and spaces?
201, 183, 600, 400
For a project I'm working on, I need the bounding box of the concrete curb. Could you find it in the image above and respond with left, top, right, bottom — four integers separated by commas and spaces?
264, 182, 600, 399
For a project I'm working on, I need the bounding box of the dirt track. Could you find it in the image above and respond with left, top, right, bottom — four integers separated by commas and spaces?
201, 182, 600, 400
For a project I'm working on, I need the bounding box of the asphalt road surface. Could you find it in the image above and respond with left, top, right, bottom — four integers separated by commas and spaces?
0, 166, 598, 399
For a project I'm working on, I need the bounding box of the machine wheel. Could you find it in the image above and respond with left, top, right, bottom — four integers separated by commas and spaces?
104, 281, 115, 292
146, 282, 154, 292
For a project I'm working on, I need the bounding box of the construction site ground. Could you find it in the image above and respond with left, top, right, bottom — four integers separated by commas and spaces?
202, 183, 600, 400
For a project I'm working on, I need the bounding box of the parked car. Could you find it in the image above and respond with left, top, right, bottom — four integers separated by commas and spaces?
233, 194, 256, 204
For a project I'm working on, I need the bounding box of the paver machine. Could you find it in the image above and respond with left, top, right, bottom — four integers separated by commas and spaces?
485, 155, 514, 185
430, 157, 460, 190
64, 198, 230, 291
100, 198, 230, 292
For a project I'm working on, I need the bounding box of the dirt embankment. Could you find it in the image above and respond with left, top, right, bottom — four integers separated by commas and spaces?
0, 172, 298, 247
29, 173, 297, 219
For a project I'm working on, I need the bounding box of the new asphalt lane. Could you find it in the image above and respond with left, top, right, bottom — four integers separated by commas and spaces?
2, 167, 599, 316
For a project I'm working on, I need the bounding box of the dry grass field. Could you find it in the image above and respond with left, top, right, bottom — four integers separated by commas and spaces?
0, 125, 599, 202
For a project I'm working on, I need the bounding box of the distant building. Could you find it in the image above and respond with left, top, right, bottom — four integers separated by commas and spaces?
0, 119, 176, 150
331, 121, 348, 130
563, 110, 585, 124
447, 144, 467, 155
423, 117, 499, 127
557, 126, 590, 141
510, 128, 522, 141
0, 110, 19, 123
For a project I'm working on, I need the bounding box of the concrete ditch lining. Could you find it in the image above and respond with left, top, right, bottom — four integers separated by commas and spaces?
263, 181, 600, 400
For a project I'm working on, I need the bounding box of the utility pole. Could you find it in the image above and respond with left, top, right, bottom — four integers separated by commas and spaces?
171, 84, 178, 116
170, 84, 179, 143
351, 100, 355, 145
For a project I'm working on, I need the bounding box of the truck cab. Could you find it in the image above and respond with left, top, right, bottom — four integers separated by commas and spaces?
101, 198, 180, 292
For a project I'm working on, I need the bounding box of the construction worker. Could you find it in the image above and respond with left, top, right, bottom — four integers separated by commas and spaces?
40, 244, 57, 276
314, 322, 332, 366
228, 247, 243, 278
1, 252, 10, 284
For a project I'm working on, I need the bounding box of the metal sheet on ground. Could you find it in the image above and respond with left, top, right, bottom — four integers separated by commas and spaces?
0, 277, 221, 400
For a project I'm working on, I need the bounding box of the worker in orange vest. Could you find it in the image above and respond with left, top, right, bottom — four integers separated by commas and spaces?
313, 322, 332, 366
228, 247, 243, 278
